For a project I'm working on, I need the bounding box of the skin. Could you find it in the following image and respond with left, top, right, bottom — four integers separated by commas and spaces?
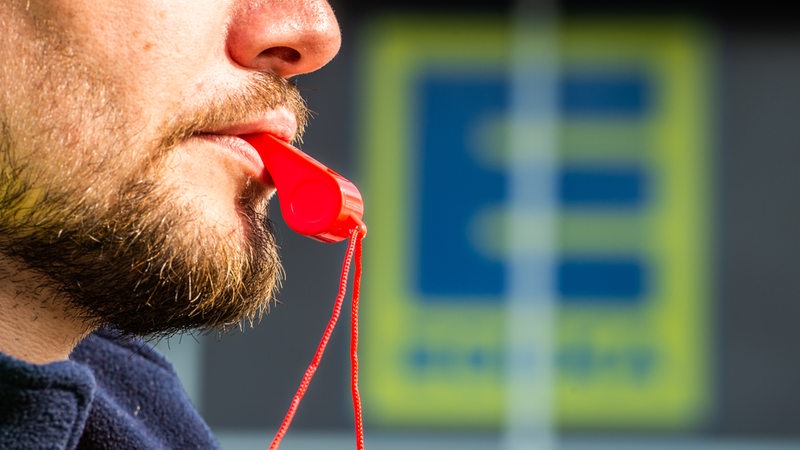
0, 0, 341, 364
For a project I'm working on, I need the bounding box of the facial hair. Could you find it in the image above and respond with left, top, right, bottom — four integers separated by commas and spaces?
0, 63, 309, 337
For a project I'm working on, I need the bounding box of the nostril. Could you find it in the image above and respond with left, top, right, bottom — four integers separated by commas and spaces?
260, 46, 301, 64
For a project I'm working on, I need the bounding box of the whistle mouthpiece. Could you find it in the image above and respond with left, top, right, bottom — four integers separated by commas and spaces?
242, 133, 366, 243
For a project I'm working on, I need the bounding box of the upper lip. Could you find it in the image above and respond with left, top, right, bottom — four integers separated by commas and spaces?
200, 107, 298, 143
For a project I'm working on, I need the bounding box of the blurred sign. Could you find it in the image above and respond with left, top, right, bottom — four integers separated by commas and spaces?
360, 18, 712, 429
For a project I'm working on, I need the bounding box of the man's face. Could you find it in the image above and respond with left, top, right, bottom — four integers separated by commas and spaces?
0, 1, 341, 335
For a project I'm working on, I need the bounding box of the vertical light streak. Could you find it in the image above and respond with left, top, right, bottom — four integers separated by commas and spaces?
504, 0, 559, 448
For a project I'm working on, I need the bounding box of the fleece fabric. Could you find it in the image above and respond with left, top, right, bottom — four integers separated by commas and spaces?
0, 328, 220, 449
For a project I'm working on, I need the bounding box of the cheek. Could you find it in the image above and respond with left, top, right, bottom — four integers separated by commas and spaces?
1, 1, 237, 210
85, 4, 227, 108
0, 15, 140, 187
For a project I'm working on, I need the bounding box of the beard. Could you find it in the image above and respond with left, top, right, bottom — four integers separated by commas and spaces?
0, 65, 308, 337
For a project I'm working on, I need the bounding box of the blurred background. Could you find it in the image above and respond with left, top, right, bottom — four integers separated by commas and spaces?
156, 0, 800, 448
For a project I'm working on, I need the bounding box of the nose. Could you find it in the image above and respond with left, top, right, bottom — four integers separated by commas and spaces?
227, 0, 342, 78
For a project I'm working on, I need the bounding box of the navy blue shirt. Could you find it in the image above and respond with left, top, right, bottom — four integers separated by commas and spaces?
0, 328, 220, 449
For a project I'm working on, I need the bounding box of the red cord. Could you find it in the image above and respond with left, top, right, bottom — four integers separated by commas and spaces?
350, 231, 365, 450
269, 227, 367, 450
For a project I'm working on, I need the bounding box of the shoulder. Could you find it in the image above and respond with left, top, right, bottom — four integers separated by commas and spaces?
0, 348, 96, 449
71, 328, 221, 449
71, 327, 173, 374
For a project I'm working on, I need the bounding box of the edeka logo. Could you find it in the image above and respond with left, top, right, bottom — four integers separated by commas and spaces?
416, 71, 653, 304
361, 18, 712, 430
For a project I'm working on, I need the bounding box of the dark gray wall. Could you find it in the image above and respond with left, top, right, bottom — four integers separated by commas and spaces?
718, 30, 800, 435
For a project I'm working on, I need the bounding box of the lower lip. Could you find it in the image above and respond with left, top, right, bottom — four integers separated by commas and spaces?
194, 134, 272, 184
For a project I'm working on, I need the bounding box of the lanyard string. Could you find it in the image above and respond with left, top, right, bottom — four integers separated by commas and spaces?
269, 227, 367, 450
350, 227, 365, 450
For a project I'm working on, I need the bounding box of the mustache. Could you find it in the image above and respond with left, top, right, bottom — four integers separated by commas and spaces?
156, 71, 310, 153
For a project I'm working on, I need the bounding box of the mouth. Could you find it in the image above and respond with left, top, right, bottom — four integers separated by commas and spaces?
192, 107, 298, 186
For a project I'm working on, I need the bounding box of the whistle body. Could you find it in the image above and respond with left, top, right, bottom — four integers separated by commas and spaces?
242, 133, 365, 243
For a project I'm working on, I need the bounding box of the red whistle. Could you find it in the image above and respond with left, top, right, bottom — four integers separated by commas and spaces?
242, 133, 365, 243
